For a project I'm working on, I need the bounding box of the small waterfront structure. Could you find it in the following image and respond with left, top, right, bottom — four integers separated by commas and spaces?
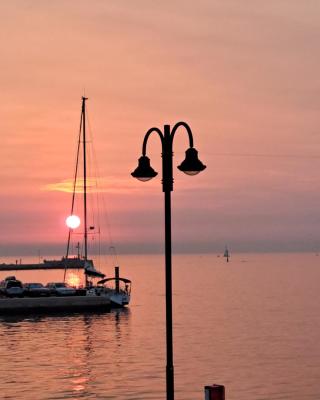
204, 384, 225, 400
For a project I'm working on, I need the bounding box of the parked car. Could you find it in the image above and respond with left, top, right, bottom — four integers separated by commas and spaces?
46, 282, 77, 296
0, 276, 24, 297
23, 283, 50, 297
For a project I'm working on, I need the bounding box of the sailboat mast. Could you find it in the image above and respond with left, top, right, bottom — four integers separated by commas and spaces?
82, 96, 88, 263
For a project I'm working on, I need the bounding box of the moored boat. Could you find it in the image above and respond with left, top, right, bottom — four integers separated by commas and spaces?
0, 97, 131, 313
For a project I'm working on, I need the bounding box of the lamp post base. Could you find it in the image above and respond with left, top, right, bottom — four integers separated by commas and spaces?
166, 365, 174, 400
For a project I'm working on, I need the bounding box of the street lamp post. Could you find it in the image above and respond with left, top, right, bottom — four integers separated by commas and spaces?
131, 122, 206, 400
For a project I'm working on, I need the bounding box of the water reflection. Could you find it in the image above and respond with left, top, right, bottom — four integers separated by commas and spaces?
0, 309, 132, 400
68, 310, 131, 398
114, 308, 131, 344
2, 254, 318, 400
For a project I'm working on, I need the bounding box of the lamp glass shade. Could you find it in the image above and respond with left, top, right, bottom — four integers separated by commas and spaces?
131, 156, 158, 181
177, 147, 206, 175
182, 170, 201, 176
135, 176, 154, 182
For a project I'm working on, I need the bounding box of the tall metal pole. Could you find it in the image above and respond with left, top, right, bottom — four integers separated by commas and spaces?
164, 189, 174, 400
82, 96, 89, 287
162, 125, 174, 400
134, 122, 203, 400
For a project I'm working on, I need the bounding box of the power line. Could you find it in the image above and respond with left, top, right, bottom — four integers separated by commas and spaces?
209, 152, 320, 159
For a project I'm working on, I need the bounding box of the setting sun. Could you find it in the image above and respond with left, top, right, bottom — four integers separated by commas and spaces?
66, 215, 81, 229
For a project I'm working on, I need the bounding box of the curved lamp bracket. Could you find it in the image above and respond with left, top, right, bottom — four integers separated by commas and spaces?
142, 127, 164, 156
171, 121, 194, 148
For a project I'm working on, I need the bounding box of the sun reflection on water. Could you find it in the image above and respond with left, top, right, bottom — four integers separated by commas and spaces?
65, 272, 82, 288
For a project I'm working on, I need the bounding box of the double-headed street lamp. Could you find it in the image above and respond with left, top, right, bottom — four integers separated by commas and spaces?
131, 122, 206, 400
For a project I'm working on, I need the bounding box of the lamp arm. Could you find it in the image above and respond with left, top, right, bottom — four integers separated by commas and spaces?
142, 127, 164, 156
170, 121, 194, 148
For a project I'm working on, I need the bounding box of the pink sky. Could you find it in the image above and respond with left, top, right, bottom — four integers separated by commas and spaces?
1, 1, 320, 256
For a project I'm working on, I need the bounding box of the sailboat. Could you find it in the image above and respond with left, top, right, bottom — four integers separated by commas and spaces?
64, 96, 131, 306
224, 246, 230, 262
0, 97, 131, 313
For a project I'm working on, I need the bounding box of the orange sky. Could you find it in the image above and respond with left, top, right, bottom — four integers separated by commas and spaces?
1, 1, 320, 256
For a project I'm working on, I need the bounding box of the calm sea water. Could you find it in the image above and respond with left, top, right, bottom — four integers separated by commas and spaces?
0, 253, 319, 400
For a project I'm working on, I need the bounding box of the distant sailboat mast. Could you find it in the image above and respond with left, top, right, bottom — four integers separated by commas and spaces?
224, 246, 230, 262
65, 105, 83, 261
82, 97, 89, 287
64, 97, 89, 286
82, 98, 88, 261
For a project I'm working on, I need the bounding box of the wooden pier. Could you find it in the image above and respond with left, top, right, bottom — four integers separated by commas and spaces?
0, 258, 89, 272
0, 295, 111, 314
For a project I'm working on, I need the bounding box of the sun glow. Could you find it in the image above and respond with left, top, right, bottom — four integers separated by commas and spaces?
66, 215, 81, 229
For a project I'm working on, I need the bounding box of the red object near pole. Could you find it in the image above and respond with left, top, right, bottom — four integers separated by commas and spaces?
204, 384, 225, 400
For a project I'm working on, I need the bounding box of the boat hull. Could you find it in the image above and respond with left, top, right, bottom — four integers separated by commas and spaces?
0, 295, 111, 314
109, 293, 130, 307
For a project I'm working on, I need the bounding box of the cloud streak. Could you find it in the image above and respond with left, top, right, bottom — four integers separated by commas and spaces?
43, 177, 141, 194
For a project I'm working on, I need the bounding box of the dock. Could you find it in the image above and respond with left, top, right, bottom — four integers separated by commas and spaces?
0, 258, 89, 272
0, 295, 111, 314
